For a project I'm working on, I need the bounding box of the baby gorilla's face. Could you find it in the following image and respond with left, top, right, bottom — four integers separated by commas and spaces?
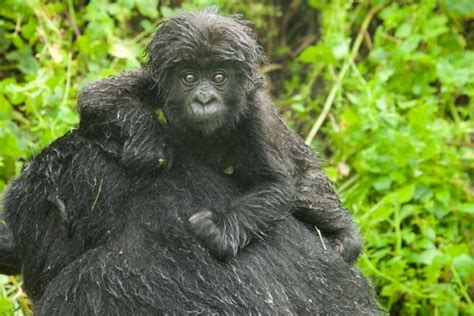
162, 62, 248, 136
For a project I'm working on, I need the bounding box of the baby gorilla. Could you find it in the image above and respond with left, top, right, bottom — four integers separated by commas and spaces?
78, 9, 362, 263
4, 128, 380, 314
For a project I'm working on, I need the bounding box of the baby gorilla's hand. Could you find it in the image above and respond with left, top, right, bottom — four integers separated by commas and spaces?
188, 210, 235, 260
120, 133, 173, 173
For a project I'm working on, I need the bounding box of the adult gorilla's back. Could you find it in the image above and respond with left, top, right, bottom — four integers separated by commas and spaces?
6, 132, 379, 315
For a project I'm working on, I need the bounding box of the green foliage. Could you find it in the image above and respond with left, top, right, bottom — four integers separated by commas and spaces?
293, 0, 473, 314
0, 0, 473, 315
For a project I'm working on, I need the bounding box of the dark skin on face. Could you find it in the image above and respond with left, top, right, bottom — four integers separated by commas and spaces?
183, 70, 226, 120
172, 64, 236, 134
74, 10, 363, 264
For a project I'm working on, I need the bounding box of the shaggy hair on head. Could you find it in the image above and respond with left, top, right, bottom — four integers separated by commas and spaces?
145, 8, 265, 89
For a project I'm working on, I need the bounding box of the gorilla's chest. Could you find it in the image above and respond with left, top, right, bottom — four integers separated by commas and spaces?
127, 158, 240, 233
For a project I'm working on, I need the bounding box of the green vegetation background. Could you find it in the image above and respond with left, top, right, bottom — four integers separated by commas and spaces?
0, 0, 473, 314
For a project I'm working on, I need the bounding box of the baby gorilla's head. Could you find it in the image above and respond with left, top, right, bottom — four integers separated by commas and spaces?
145, 9, 266, 135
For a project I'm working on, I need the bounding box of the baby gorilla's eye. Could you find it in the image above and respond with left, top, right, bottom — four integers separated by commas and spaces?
182, 73, 198, 84
211, 72, 226, 84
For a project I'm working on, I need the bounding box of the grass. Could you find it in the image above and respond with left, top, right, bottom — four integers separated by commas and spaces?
0, 0, 472, 314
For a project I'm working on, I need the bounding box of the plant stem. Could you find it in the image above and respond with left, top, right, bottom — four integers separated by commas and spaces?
305, 3, 384, 145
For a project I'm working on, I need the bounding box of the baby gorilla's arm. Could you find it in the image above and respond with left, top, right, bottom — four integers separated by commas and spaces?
77, 70, 171, 172
188, 110, 296, 260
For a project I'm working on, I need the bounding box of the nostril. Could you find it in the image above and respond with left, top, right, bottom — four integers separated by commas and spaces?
195, 92, 215, 106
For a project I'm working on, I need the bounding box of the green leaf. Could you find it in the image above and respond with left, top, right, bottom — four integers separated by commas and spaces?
5, 45, 39, 75
458, 203, 474, 215
452, 254, 474, 278
395, 23, 411, 38
395, 184, 415, 204
372, 176, 392, 191
298, 45, 335, 64
0, 95, 12, 120
441, 0, 474, 16
415, 249, 442, 265
0, 298, 13, 315
223, 166, 234, 175
109, 40, 137, 59
399, 35, 421, 54
135, 0, 158, 19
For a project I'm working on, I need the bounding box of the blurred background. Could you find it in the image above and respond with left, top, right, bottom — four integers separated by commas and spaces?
0, 0, 473, 314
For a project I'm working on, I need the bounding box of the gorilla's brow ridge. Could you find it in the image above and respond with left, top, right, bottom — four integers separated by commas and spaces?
145, 9, 265, 86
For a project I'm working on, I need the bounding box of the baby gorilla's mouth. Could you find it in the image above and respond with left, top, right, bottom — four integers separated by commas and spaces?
189, 102, 220, 121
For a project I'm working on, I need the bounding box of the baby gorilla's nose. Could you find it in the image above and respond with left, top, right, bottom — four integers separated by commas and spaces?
194, 90, 216, 106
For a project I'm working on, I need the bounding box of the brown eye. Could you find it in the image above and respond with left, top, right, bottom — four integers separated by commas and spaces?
182, 73, 197, 84
211, 72, 226, 84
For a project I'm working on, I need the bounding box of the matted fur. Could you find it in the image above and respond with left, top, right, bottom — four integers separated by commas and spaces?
78, 9, 363, 264
3, 9, 381, 315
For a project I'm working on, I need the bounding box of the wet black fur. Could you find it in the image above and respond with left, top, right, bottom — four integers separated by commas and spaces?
78, 9, 362, 264
2, 9, 381, 314
0, 223, 20, 275
4, 129, 379, 314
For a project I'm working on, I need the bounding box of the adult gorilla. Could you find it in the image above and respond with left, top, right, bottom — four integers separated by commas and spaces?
5, 129, 379, 315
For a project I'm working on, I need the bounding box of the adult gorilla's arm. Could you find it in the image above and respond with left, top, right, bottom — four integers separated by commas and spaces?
77, 70, 170, 171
